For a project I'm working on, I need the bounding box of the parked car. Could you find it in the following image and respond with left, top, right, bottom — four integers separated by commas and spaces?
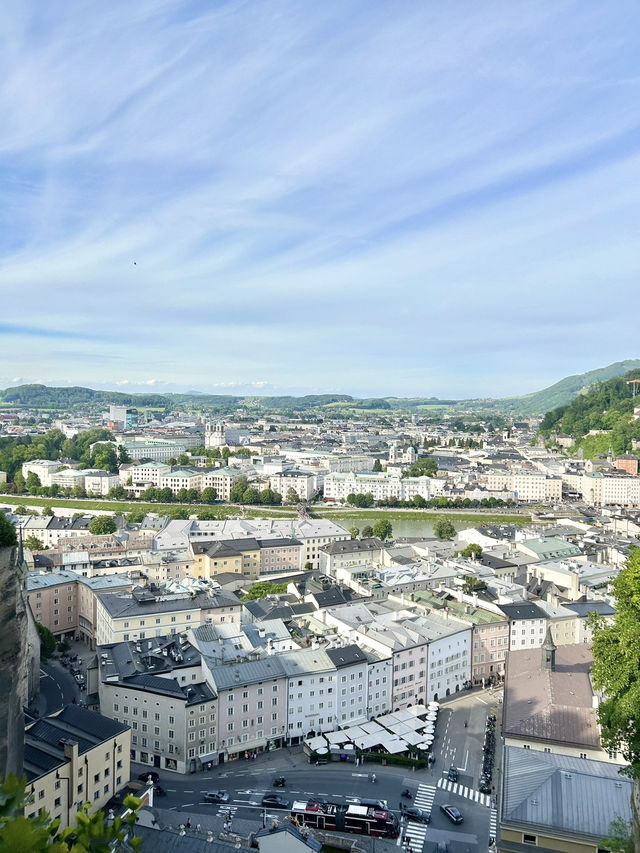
137, 771, 160, 784
261, 794, 289, 809
435, 842, 449, 853
204, 790, 229, 803
447, 766, 458, 782
74, 674, 85, 684
405, 807, 430, 823
440, 804, 463, 825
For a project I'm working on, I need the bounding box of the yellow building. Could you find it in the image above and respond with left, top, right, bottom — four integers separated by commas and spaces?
24, 705, 131, 831
190, 539, 260, 579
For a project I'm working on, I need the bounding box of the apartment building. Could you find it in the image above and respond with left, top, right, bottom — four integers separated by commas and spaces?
268, 471, 317, 502
97, 636, 217, 773
482, 471, 561, 502
24, 706, 130, 831
325, 645, 369, 727
470, 618, 509, 684
156, 518, 350, 570
319, 538, 385, 575
580, 471, 640, 507
278, 648, 338, 742
26, 571, 135, 644
500, 602, 548, 651
95, 586, 242, 646
365, 651, 392, 718
323, 471, 431, 502
21, 459, 64, 487
190, 537, 303, 580
203, 656, 288, 761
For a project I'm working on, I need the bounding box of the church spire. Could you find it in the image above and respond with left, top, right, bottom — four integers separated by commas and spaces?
541, 626, 556, 671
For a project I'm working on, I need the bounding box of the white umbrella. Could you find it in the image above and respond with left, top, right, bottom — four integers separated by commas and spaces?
428, 702, 439, 710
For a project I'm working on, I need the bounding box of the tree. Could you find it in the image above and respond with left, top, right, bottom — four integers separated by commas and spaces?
108, 486, 127, 500
434, 518, 456, 540
24, 535, 45, 551
600, 816, 634, 853
0, 513, 17, 547
460, 544, 482, 559
590, 546, 640, 777
372, 519, 393, 541
41, 504, 54, 517
25, 472, 41, 493
242, 487, 261, 505
36, 623, 56, 661
167, 507, 190, 520
88, 516, 116, 536
404, 457, 438, 478
242, 581, 289, 600
286, 487, 300, 504
349, 526, 359, 540
462, 576, 485, 593
229, 477, 249, 503
127, 508, 146, 523
372, 459, 382, 472
117, 445, 132, 465
176, 454, 190, 465
362, 525, 374, 538
157, 487, 173, 503
346, 492, 374, 508
89, 443, 119, 474
176, 488, 189, 503
201, 487, 218, 504
13, 472, 25, 493
0, 773, 144, 851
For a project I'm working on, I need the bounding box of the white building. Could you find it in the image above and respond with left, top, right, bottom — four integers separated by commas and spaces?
323, 471, 431, 502
269, 472, 318, 502
21, 460, 62, 487
500, 602, 549, 651
279, 648, 338, 741
580, 472, 640, 507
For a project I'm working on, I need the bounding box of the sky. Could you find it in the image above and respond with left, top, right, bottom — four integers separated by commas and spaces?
1, 1, 640, 399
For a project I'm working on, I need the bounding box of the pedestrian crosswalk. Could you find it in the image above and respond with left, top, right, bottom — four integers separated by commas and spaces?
397, 784, 436, 851
217, 804, 238, 818
436, 777, 491, 807
489, 808, 497, 841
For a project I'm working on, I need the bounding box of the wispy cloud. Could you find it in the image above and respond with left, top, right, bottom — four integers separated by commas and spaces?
1, 1, 639, 396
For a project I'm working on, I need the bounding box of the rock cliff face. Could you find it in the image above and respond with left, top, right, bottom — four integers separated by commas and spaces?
0, 546, 38, 779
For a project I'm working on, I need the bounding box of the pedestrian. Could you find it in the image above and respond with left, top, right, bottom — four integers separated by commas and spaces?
185, 818, 191, 829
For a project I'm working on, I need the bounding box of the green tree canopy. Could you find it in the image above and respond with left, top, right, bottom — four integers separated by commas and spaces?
361, 525, 374, 538
0, 773, 144, 851
349, 526, 359, 540
0, 513, 17, 547
229, 476, 249, 503
460, 543, 483, 559
88, 516, 117, 536
590, 546, 640, 777
403, 457, 438, 478
197, 508, 217, 520
434, 517, 456, 540
126, 508, 146, 523
286, 487, 300, 504
200, 487, 218, 504
372, 459, 382, 472
24, 535, 45, 551
242, 487, 261, 505
372, 519, 393, 541
36, 623, 56, 661
346, 492, 374, 508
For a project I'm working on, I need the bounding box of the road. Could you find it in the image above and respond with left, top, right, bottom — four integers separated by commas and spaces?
36, 660, 83, 715
130, 689, 502, 853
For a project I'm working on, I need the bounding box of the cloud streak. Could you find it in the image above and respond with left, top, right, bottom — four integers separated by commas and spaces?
1, 1, 639, 397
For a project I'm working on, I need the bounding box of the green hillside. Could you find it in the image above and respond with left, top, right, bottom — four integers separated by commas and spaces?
539, 368, 640, 456
493, 359, 640, 415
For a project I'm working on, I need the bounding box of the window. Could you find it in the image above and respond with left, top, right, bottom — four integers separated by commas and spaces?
522, 834, 537, 845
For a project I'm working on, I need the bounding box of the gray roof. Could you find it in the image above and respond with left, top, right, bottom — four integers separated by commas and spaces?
321, 537, 383, 555
499, 602, 547, 621
502, 746, 632, 840
564, 601, 616, 618
206, 656, 287, 690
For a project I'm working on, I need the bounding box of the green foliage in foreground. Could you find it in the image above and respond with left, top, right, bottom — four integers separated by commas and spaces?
0, 774, 143, 852
36, 623, 56, 662
590, 546, 640, 778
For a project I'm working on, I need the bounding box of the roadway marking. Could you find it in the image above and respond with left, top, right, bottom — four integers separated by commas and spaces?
351, 772, 369, 777
437, 778, 491, 807
489, 807, 497, 839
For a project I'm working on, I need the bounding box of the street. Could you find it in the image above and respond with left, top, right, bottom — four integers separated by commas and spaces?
132, 689, 502, 853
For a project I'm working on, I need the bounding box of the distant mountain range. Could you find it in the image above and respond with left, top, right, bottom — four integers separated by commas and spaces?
1, 359, 639, 416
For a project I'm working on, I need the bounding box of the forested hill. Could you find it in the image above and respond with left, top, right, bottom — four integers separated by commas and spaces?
539, 369, 640, 456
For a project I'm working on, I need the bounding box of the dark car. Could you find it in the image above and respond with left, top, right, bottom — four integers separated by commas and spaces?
137, 771, 160, 783
261, 794, 289, 809
447, 766, 458, 782
440, 804, 463, 824
204, 790, 229, 803
405, 807, 430, 823
358, 798, 388, 810
435, 842, 449, 853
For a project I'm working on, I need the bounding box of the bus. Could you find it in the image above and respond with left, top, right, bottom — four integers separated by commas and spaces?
291, 800, 399, 838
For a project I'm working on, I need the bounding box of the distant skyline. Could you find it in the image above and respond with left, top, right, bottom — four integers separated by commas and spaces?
2, 2, 640, 398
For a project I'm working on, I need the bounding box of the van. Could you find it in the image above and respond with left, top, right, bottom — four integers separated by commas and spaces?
358, 798, 387, 810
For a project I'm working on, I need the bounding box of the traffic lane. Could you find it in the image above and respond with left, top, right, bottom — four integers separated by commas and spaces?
429, 781, 490, 852
38, 661, 82, 714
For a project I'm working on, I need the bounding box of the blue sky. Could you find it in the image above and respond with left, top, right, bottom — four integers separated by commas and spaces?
1, 1, 639, 399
